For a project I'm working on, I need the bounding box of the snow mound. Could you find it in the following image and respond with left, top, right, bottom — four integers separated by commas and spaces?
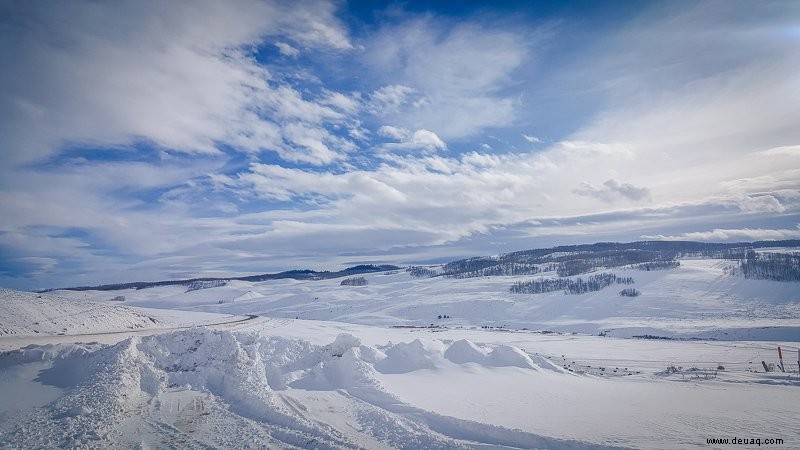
288, 333, 383, 391
1, 329, 355, 448
443, 339, 488, 364
375, 339, 446, 374
291, 344, 383, 393
369, 339, 568, 374
326, 332, 361, 357
485, 345, 537, 369
441, 340, 566, 372
527, 353, 571, 373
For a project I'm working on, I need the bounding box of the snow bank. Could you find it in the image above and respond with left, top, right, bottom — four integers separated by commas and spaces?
443, 339, 488, 364
0, 326, 584, 449
370, 338, 570, 374
375, 339, 446, 374
485, 344, 538, 369
0, 329, 356, 448
527, 352, 571, 373
440, 339, 568, 372
326, 332, 361, 357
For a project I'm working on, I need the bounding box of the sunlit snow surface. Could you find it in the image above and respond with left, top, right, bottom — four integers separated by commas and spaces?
1, 259, 799, 449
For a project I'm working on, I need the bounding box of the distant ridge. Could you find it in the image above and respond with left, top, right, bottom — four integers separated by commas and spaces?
43, 264, 401, 292
43, 239, 800, 292
440, 239, 800, 279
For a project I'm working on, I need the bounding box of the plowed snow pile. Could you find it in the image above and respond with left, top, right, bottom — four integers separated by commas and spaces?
0, 329, 601, 449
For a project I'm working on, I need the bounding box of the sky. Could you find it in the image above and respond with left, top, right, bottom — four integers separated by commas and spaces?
1, 0, 799, 290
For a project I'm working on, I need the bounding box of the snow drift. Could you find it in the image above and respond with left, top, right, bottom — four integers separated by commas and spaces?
0, 329, 587, 449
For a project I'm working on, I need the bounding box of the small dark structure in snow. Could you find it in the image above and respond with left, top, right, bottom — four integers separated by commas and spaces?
619, 288, 640, 297
110, 295, 126, 302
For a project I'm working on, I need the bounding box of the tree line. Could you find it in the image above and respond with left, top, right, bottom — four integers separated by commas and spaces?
510, 273, 634, 295
739, 251, 800, 282
340, 276, 368, 286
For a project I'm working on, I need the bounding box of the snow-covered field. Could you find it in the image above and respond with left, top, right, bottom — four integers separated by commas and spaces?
52, 258, 800, 341
1, 258, 799, 449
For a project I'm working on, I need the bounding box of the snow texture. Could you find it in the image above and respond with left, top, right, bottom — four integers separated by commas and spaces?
1, 254, 799, 449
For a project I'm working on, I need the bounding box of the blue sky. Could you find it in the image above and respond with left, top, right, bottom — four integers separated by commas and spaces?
1, 0, 799, 290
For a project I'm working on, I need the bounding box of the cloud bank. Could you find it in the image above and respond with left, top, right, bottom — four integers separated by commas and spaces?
1, 0, 799, 289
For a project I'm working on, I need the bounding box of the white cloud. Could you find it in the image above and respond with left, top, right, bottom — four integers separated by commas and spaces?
275, 42, 300, 57
368, 85, 419, 113
321, 91, 361, 114
641, 225, 800, 242
574, 179, 651, 203
377, 126, 446, 152
409, 130, 446, 151
377, 125, 410, 141
275, 42, 300, 58
759, 145, 800, 157
2, 1, 799, 289
0, 0, 354, 165
279, 123, 353, 165
735, 195, 786, 214
364, 18, 532, 139
523, 134, 543, 144
557, 3, 800, 208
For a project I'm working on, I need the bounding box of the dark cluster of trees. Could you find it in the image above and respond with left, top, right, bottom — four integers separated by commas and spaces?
510, 273, 634, 295
554, 250, 678, 276
444, 263, 540, 279
619, 288, 641, 297
442, 257, 497, 275
739, 251, 800, 281
340, 276, 367, 286
442, 244, 690, 280
407, 266, 437, 278
185, 279, 227, 292
499, 240, 800, 263
439, 240, 799, 281
632, 260, 680, 271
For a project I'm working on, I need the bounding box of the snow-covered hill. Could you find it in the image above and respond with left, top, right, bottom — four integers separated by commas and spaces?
0, 289, 174, 337
0, 289, 250, 345
52, 258, 800, 340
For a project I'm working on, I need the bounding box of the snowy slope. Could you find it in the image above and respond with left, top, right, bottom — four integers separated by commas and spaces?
0, 289, 171, 336
0, 289, 250, 348
52, 258, 800, 340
